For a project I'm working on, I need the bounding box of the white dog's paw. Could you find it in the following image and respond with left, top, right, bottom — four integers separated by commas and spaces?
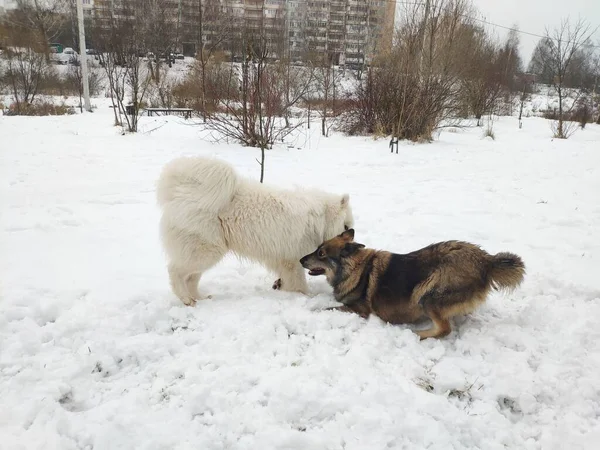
272, 278, 282, 290
181, 294, 212, 306
181, 297, 197, 306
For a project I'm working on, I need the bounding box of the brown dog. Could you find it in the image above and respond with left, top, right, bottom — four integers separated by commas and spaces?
299, 230, 525, 340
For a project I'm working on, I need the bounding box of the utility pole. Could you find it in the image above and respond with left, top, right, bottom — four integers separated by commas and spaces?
76, 0, 92, 112
417, 0, 431, 78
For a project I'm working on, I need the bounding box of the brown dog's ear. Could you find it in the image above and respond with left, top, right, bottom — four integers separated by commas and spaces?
340, 228, 355, 241
340, 242, 365, 257
340, 194, 350, 207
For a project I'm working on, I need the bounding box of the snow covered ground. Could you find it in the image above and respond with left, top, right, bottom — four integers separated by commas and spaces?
1, 104, 600, 450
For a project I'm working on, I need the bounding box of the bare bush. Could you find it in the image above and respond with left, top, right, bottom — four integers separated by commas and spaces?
273, 58, 315, 128
172, 55, 236, 112
65, 65, 103, 111
549, 116, 578, 139
146, 62, 174, 109
5, 99, 74, 115
312, 56, 344, 137
3, 46, 51, 113
483, 114, 495, 140
570, 96, 592, 129
206, 36, 299, 183
460, 33, 503, 125
344, 0, 475, 141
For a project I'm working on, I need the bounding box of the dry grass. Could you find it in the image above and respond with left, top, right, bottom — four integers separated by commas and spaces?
6, 101, 75, 116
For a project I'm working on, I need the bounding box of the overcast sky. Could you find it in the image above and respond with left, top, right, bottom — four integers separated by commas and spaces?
469, 0, 599, 65
394, 0, 599, 66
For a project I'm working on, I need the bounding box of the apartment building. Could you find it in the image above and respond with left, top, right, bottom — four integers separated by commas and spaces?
228, 0, 395, 65
92, 0, 395, 65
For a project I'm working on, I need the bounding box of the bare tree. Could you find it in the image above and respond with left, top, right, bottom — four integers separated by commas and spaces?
93, 0, 175, 132
313, 54, 343, 137
143, 1, 178, 109
193, 0, 232, 121
0, 9, 53, 113
460, 30, 503, 125
515, 73, 534, 129
13, 0, 68, 61
206, 36, 299, 183
541, 19, 596, 138
594, 46, 600, 125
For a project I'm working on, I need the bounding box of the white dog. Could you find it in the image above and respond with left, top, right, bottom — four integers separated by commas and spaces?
157, 157, 354, 305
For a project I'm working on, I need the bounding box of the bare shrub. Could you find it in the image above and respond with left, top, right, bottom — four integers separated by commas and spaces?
571, 96, 591, 129
5, 100, 75, 115
549, 117, 578, 139
272, 58, 315, 127
172, 57, 237, 112
65, 65, 103, 111
483, 115, 495, 140
344, 0, 476, 141
3, 46, 51, 113
146, 62, 174, 109
312, 55, 344, 137
205, 36, 299, 183
460, 33, 503, 125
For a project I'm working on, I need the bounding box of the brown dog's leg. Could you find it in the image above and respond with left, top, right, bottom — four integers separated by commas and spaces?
417, 310, 451, 340
325, 302, 370, 319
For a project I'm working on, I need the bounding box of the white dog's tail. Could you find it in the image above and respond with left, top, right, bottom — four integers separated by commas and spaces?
156, 157, 238, 212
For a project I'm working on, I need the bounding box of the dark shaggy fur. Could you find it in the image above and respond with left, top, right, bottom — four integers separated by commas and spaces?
300, 229, 525, 340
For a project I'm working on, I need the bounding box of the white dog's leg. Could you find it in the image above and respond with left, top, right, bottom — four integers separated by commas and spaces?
274, 261, 309, 295
168, 244, 226, 306
168, 264, 199, 306
185, 273, 202, 300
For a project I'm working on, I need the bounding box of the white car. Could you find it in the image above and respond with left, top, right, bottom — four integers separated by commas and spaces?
53, 47, 79, 65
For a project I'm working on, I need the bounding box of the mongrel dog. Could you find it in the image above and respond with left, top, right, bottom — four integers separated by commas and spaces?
300, 230, 525, 340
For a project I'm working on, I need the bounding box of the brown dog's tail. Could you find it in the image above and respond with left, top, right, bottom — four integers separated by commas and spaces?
489, 252, 525, 291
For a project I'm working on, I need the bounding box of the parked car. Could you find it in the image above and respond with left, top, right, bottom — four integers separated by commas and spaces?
52, 47, 79, 65
174, 53, 185, 60
159, 52, 175, 64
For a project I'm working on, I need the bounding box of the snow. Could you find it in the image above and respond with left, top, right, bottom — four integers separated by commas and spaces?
1, 103, 600, 449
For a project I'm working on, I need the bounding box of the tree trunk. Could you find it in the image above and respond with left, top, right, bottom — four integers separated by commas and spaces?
557, 84, 564, 138
518, 98, 524, 129
259, 146, 265, 183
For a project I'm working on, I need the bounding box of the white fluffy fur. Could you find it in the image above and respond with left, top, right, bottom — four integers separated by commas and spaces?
157, 156, 354, 305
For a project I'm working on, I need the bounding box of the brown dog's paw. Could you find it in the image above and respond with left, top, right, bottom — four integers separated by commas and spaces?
272, 278, 282, 290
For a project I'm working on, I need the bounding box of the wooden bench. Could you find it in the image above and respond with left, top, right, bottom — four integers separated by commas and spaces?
145, 107, 194, 119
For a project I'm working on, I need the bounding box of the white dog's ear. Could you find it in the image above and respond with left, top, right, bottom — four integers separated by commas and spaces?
341, 194, 350, 207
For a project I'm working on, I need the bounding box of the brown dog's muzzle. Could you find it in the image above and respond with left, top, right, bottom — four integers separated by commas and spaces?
300, 253, 326, 276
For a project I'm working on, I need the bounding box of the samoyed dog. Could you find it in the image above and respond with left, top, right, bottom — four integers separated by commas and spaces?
157, 157, 354, 305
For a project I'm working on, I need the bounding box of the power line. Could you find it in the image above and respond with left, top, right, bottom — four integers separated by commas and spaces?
388, 0, 600, 49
